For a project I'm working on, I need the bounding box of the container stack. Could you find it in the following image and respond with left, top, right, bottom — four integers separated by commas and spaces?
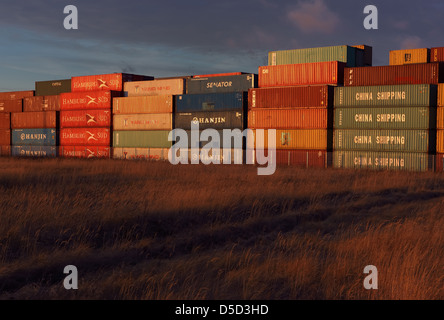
112, 78, 183, 160
333, 45, 441, 171
0, 91, 35, 157
171, 73, 256, 163
249, 45, 367, 167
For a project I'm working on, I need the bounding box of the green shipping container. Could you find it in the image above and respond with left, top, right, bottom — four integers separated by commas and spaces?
334, 84, 437, 107
333, 151, 433, 172
334, 107, 436, 130
113, 131, 172, 148
334, 129, 435, 153
268, 45, 358, 67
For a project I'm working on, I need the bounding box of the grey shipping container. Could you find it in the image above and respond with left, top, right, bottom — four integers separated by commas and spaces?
35, 79, 71, 96
333, 129, 435, 153
175, 111, 245, 130
175, 92, 247, 113
333, 150, 433, 172
334, 107, 436, 130
186, 74, 257, 94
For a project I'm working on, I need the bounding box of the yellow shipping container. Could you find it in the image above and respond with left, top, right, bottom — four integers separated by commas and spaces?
438, 84, 444, 107
438, 130, 444, 153
389, 48, 430, 65
248, 129, 331, 150
438, 108, 444, 129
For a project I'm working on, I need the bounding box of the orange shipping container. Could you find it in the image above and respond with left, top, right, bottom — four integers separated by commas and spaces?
60, 128, 111, 146
0, 113, 10, 129
112, 95, 173, 114
11, 111, 58, 129
438, 84, 444, 107
438, 108, 444, 129
59, 146, 111, 158
24, 96, 60, 112
60, 109, 111, 128
61, 90, 121, 110
0, 130, 10, 145
0, 100, 22, 113
389, 48, 430, 65
258, 61, 345, 87
247, 129, 331, 150
71, 73, 153, 92
113, 113, 173, 130
438, 130, 444, 153
0, 90, 34, 100
248, 108, 330, 129
0, 145, 11, 156
124, 79, 185, 97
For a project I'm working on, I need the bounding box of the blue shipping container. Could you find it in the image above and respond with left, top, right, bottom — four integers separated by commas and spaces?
12, 146, 57, 157
12, 129, 58, 146
175, 92, 247, 113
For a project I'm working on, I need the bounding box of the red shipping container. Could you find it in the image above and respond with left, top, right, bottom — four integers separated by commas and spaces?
0, 145, 11, 156
437, 154, 444, 171
430, 47, 444, 62
61, 109, 111, 128
0, 113, 10, 129
59, 146, 111, 158
0, 90, 34, 100
24, 95, 60, 112
248, 108, 330, 129
71, 73, 153, 92
0, 129, 11, 145
11, 111, 58, 129
345, 63, 444, 86
60, 128, 111, 146
0, 100, 22, 113
258, 61, 345, 88
60, 91, 121, 110
249, 149, 328, 168
248, 86, 333, 109
193, 72, 245, 78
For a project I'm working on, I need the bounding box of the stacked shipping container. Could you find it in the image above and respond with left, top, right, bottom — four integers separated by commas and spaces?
437, 84, 444, 170
112, 78, 183, 160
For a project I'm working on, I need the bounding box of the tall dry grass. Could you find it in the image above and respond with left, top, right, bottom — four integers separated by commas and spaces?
0, 158, 442, 299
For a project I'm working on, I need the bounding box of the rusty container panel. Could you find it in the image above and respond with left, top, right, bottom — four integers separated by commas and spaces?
60, 109, 111, 128
71, 73, 153, 92
124, 79, 185, 97
249, 149, 328, 168
0, 145, 11, 156
248, 86, 333, 109
430, 47, 444, 62
438, 130, 444, 153
0, 100, 22, 113
113, 113, 173, 130
0, 91, 34, 100
60, 128, 111, 146
113, 147, 170, 161
248, 129, 331, 150
389, 48, 430, 65
248, 108, 330, 129
0, 113, 10, 129
344, 63, 443, 86
61, 91, 121, 110
0, 129, 11, 145
259, 61, 345, 87
59, 146, 111, 158
112, 95, 173, 114
11, 111, 58, 129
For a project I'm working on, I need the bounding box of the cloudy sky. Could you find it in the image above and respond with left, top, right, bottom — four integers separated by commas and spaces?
1, 0, 443, 91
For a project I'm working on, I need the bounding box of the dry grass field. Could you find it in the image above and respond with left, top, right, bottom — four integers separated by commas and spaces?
0, 158, 442, 300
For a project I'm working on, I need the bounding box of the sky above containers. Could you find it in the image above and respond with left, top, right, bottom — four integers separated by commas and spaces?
1, 0, 444, 91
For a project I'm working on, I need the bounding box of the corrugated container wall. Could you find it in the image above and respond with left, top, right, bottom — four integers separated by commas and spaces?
113, 96, 173, 114
344, 63, 443, 86
59, 146, 111, 158
0, 145, 11, 156
247, 129, 331, 150
0, 100, 22, 113
389, 48, 430, 65
170, 148, 244, 164
113, 148, 169, 161
113, 114, 173, 131
248, 109, 330, 129
334, 107, 435, 130
333, 151, 432, 171
193, 72, 246, 78
437, 153, 444, 171
438, 83, 444, 107
186, 74, 257, 94
61, 91, 121, 110
175, 92, 246, 112
334, 84, 437, 107
35, 79, 71, 96
250, 149, 329, 168
60, 128, 111, 146
12, 146, 57, 157
259, 62, 345, 87
11, 112, 58, 129
430, 47, 444, 62
268, 45, 359, 67
175, 111, 245, 130
0, 129, 10, 145
248, 86, 333, 109
71, 73, 153, 92
24, 96, 60, 112
438, 108, 444, 129
437, 130, 444, 153
113, 131, 172, 148
0, 91, 34, 100
0, 113, 10, 129
334, 129, 435, 153
124, 79, 185, 97
60, 110, 112, 128
12, 129, 57, 146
